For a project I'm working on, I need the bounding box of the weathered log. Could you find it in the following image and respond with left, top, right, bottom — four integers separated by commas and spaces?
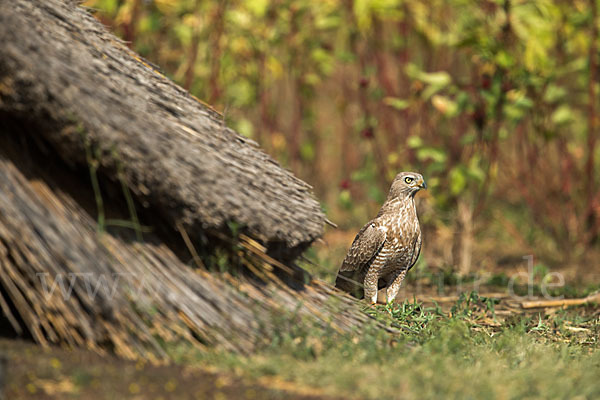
0, 0, 324, 260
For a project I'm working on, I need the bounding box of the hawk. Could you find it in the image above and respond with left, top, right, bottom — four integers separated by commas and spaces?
335, 172, 427, 304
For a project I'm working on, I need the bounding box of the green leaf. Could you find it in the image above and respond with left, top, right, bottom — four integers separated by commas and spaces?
514, 96, 534, 109
338, 190, 353, 209
449, 167, 467, 195
300, 142, 315, 161
504, 103, 525, 122
234, 117, 254, 139
416, 147, 447, 163
316, 15, 341, 30
431, 95, 459, 117
421, 84, 443, 100
543, 85, 567, 104
245, 0, 269, 17
383, 97, 410, 110
311, 48, 334, 75
551, 105, 574, 125
407, 135, 423, 149
420, 71, 451, 87
495, 51, 515, 69
466, 157, 486, 182
405, 64, 451, 87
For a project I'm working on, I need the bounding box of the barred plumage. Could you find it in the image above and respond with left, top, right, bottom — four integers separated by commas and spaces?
335, 172, 426, 304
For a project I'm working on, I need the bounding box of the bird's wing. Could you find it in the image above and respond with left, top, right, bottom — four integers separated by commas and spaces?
339, 222, 386, 272
408, 230, 422, 271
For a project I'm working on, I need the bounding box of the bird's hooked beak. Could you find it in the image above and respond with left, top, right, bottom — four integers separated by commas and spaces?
419, 178, 427, 190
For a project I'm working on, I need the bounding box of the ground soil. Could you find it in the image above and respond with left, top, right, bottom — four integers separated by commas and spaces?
0, 339, 338, 400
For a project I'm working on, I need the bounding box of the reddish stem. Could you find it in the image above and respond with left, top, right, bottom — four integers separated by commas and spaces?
584, 0, 598, 244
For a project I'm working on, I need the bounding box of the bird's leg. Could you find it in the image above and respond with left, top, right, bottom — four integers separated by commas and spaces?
385, 269, 407, 304
363, 268, 380, 305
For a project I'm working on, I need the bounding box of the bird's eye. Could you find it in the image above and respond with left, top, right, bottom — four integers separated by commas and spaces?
404, 177, 414, 184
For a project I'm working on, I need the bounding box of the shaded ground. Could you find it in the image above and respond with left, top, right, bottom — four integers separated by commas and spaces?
1, 339, 337, 400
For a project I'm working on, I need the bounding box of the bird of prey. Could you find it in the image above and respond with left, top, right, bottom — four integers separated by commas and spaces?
335, 172, 427, 304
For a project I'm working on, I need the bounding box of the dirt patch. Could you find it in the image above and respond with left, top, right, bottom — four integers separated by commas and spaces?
0, 339, 337, 399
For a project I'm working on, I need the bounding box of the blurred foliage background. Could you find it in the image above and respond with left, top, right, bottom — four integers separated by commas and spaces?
84, 0, 600, 277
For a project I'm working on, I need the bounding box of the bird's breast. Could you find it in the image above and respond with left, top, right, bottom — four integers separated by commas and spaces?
380, 216, 420, 271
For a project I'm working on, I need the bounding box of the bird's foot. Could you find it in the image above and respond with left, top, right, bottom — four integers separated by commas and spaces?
364, 290, 379, 306
361, 302, 378, 313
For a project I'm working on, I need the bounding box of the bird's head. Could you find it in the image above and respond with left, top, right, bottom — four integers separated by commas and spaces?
388, 171, 427, 199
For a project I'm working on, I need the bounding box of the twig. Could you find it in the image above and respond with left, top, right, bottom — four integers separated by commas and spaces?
176, 220, 205, 269
521, 292, 600, 309
325, 218, 338, 229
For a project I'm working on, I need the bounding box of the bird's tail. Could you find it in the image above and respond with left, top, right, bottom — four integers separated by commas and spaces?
335, 271, 364, 299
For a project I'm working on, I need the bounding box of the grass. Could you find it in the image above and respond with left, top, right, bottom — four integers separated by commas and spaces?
204, 239, 600, 400
173, 293, 600, 400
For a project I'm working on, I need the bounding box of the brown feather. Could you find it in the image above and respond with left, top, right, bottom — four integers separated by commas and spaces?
339, 223, 386, 272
